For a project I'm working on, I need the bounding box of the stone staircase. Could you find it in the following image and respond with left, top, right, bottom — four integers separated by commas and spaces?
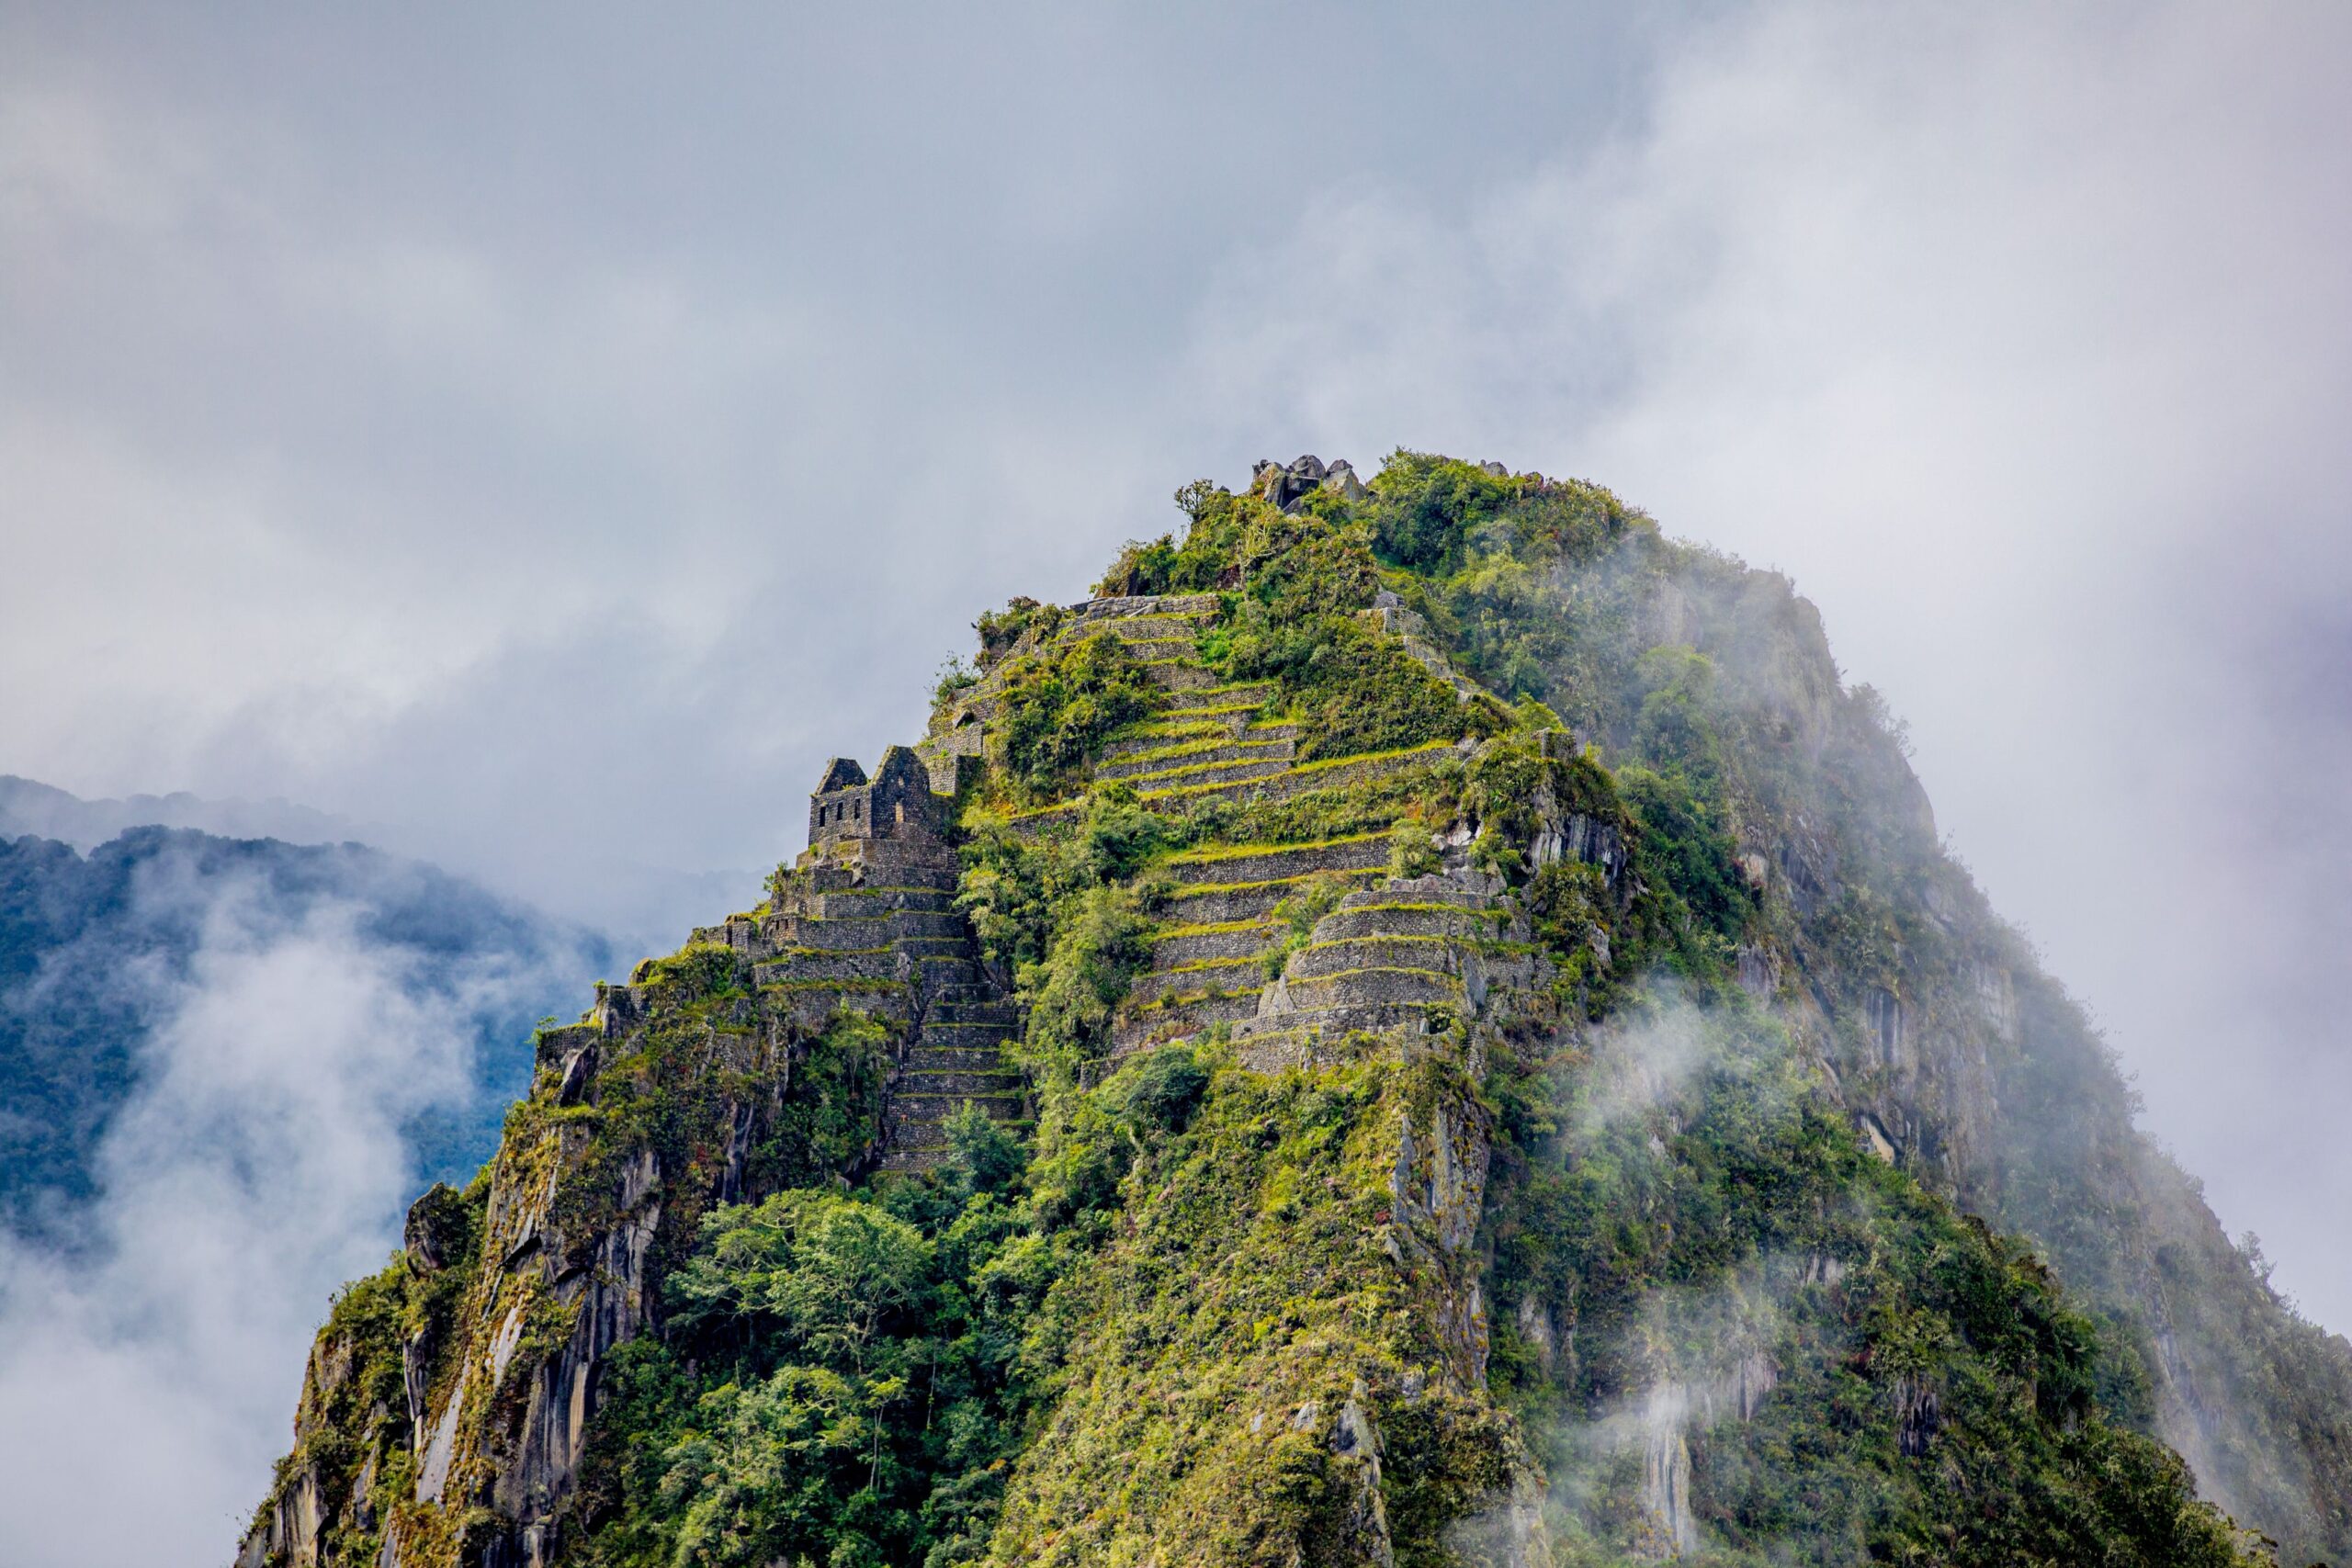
719, 827, 1026, 1174
884, 981, 1025, 1171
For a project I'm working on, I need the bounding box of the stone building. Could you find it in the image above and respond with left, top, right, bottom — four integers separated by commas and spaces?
807, 746, 944, 852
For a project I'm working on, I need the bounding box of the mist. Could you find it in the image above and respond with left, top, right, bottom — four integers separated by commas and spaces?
0, 868, 567, 1568
4, 0, 2346, 1337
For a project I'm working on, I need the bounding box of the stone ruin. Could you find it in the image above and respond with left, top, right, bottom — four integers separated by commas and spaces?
806, 745, 944, 853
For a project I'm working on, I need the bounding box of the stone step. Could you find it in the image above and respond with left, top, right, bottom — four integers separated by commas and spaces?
1097, 737, 1295, 782
1111, 989, 1263, 1054
1159, 870, 1385, 926
929, 1010, 1017, 1035
1275, 966, 1464, 1012
881, 1119, 1038, 1171
916, 955, 982, 987
919, 1021, 1016, 1049
888, 1091, 1026, 1124
1111, 753, 1295, 791
1162, 834, 1391, 887
906, 1045, 1013, 1071
898, 1067, 1026, 1097
1127, 956, 1268, 1009
888, 1109, 1037, 1145
1134, 743, 1454, 810
1159, 682, 1276, 714
898, 934, 978, 959
1283, 934, 1461, 981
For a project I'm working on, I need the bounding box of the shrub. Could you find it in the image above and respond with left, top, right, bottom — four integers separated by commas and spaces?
942, 1101, 1027, 1197
1102, 1043, 1210, 1135
1018, 883, 1155, 1081
987, 632, 1157, 800
974, 596, 1065, 669
1388, 819, 1442, 882
1362, 450, 1515, 575
1092, 535, 1181, 598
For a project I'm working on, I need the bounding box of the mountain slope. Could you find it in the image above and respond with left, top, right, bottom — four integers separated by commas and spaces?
240, 454, 2346, 1567
0, 774, 370, 851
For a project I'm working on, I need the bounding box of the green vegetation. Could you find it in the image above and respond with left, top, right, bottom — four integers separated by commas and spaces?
244, 447, 2350, 1568
578, 1174, 1037, 1568
986, 632, 1159, 800
1480, 991, 2261, 1565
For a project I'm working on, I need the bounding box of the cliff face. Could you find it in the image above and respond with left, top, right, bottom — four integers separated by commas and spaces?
241, 453, 2344, 1567
1464, 497, 2352, 1559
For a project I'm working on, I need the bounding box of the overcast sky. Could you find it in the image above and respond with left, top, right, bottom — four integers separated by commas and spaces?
5, 0, 2348, 1361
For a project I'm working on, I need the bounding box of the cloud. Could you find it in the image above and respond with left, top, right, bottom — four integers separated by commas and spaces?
0, 872, 527, 1568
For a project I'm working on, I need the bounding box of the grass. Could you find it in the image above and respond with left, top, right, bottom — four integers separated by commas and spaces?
1156, 956, 1265, 978
1104, 718, 1234, 746
1283, 965, 1465, 991
1292, 934, 1456, 958
1113, 754, 1294, 788
1164, 831, 1387, 866
1102, 736, 1293, 770
1136, 742, 1452, 803
1151, 918, 1283, 942
1122, 984, 1262, 1015
1163, 871, 1385, 901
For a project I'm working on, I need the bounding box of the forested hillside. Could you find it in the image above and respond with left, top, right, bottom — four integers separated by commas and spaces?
240, 454, 2350, 1568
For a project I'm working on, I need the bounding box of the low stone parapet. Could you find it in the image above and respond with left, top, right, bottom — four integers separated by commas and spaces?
1285, 934, 1462, 981
1150, 921, 1281, 966
1159, 870, 1383, 926
1274, 965, 1464, 1012
1163, 834, 1389, 887
1127, 956, 1265, 1009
